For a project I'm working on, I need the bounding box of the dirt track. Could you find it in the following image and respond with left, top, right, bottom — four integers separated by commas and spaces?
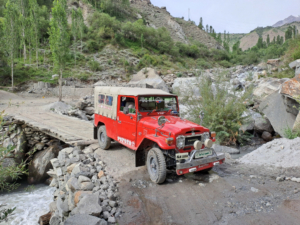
1, 91, 300, 225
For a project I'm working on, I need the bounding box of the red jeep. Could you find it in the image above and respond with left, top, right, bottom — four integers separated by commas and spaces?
94, 86, 225, 184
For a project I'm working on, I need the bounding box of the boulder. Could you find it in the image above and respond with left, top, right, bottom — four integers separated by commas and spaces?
172, 77, 200, 97
289, 59, 300, 69
254, 117, 274, 133
84, 107, 94, 115
76, 101, 88, 110
74, 191, 93, 206
280, 74, 300, 99
64, 214, 102, 225
267, 58, 280, 66
27, 144, 60, 184
253, 78, 289, 100
240, 110, 262, 133
259, 92, 297, 137
261, 131, 273, 142
70, 193, 102, 216
128, 68, 169, 92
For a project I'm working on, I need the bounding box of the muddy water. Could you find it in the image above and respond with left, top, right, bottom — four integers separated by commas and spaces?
0, 183, 54, 225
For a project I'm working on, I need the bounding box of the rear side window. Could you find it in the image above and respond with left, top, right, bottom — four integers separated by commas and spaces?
105, 96, 113, 106
98, 94, 105, 104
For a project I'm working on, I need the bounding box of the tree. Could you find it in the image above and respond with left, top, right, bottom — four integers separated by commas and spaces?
4, 0, 20, 91
285, 26, 293, 41
198, 17, 203, 30
266, 34, 270, 45
17, 0, 29, 62
71, 8, 81, 67
29, 0, 40, 67
49, 0, 69, 102
206, 24, 208, 33
209, 25, 212, 34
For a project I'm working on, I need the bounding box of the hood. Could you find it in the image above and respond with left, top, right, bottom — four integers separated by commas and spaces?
139, 115, 209, 135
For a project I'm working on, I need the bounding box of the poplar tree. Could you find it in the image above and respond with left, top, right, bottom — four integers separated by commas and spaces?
71, 9, 79, 67
4, 0, 20, 91
29, 0, 40, 67
266, 34, 270, 45
49, 0, 69, 102
17, 0, 29, 61
198, 17, 203, 30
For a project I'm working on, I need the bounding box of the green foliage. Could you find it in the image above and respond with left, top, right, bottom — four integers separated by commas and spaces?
183, 74, 252, 145
176, 72, 182, 77
284, 126, 300, 139
88, 59, 101, 72
0, 206, 16, 222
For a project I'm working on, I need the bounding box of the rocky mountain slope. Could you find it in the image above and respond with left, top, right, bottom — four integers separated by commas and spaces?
130, 0, 223, 49
273, 15, 300, 27
239, 22, 300, 51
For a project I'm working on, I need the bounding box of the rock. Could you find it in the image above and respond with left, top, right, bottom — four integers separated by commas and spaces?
52, 74, 59, 79
98, 171, 104, 179
27, 144, 60, 184
76, 110, 89, 121
74, 191, 92, 206
56, 196, 69, 217
50, 159, 60, 168
66, 177, 80, 192
84, 107, 94, 115
67, 163, 77, 173
49, 215, 60, 225
261, 131, 273, 142
65, 214, 101, 225
253, 78, 289, 100
213, 144, 240, 154
109, 201, 117, 207
76, 100, 88, 110
78, 175, 91, 183
254, 117, 274, 133
71, 193, 102, 216
276, 176, 285, 182
291, 177, 300, 183
35, 142, 45, 150
289, 59, 300, 69
1, 158, 17, 182
172, 77, 200, 97
128, 68, 169, 92
71, 163, 83, 176
251, 187, 259, 193
81, 182, 94, 191
259, 92, 297, 137
280, 74, 300, 99
108, 217, 116, 223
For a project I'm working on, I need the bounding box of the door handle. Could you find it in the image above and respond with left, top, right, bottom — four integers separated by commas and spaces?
130, 116, 133, 119
118, 121, 121, 124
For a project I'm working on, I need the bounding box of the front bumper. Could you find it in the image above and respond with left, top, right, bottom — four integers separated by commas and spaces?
176, 149, 225, 175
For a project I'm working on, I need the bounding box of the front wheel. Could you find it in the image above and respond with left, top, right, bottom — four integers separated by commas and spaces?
146, 148, 166, 184
97, 125, 111, 150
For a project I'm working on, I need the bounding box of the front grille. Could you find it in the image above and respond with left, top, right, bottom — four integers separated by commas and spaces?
185, 135, 201, 146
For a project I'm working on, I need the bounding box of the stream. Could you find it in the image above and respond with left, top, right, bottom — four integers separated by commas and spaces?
0, 182, 54, 225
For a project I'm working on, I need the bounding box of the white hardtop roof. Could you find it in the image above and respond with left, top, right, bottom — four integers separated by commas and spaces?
95, 86, 175, 96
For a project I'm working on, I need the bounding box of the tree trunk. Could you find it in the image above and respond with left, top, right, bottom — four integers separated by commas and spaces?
59, 69, 62, 102
11, 60, 14, 91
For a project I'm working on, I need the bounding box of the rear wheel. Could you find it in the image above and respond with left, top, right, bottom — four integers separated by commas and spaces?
146, 148, 166, 184
97, 125, 111, 150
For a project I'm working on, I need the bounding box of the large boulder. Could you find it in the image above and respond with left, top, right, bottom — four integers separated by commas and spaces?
289, 59, 300, 76
28, 144, 61, 184
254, 117, 274, 133
64, 214, 103, 225
172, 77, 200, 97
240, 110, 262, 133
259, 92, 296, 137
280, 74, 300, 99
70, 193, 102, 216
128, 68, 169, 92
253, 78, 289, 100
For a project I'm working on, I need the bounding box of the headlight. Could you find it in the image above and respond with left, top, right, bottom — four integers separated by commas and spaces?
176, 135, 185, 149
202, 132, 210, 142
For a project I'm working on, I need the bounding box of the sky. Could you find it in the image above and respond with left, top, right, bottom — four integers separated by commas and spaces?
150, 0, 300, 33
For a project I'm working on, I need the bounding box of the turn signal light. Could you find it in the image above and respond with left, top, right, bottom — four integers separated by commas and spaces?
165, 138, 174, 145
211, 132, 216, 138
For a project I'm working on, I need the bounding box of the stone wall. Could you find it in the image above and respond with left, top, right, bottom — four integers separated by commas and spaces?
47, 146, 121, 225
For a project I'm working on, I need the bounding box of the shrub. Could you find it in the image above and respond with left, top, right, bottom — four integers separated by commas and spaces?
176, 72, 182, 77
197, 58, 212, 69
284, 127, 300, 139
86, 40, 100, 52
219, 60, 232, 68
183, 74, 252, 145
88, 59, 101, 72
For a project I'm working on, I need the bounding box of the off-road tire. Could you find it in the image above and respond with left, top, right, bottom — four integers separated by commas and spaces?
146, 148, 167, 184
97, 125, 111, 150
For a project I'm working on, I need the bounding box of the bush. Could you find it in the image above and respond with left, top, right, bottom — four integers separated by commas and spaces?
86, 40, 100, 52
197, 58, 212, 69
284, 127, 300, 139
88, 59, 102, 72
183, 74, 252, 145
219, 60, 232, 68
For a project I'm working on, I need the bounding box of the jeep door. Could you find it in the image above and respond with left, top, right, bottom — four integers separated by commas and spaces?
116, 96, 137, 148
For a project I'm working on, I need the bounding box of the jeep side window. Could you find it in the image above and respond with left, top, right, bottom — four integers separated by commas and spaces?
98, 94, 105, 104
105, 96, 113, 106
120, 97, 136, 114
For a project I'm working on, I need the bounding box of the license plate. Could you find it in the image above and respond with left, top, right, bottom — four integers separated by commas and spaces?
189, 167, 197, 172
195, 150, 212, 158
176, 153, 189, 160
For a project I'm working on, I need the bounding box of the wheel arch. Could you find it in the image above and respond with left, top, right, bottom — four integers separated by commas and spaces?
94, 121, 105, 139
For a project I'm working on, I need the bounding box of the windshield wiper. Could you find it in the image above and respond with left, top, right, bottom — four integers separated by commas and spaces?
147, 109, 157, 116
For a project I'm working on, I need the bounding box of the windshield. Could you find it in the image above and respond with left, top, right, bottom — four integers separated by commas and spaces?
138, 96, 178, 112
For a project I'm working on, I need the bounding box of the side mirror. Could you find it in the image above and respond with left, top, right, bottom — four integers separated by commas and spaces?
123, 107, 129, 114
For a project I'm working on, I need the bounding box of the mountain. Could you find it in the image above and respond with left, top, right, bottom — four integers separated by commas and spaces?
130, 0, 223, 49
273, 15, 300, 27
238, 22, 300, 51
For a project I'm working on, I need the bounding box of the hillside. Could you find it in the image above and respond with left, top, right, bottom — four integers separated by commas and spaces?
130, 0, 223, 49
273, 15, 300, 27
239, 22, 300, 50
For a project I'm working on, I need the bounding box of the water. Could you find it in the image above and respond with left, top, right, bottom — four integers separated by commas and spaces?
0, 183, 54, 225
